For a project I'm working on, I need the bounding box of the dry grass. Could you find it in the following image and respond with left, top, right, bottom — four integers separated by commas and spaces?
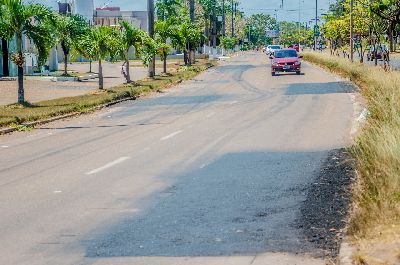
302, 52, 400, 238
0, 61, 215, 129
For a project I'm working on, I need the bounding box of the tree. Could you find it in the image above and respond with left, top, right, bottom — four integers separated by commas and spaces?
219, 36, 237, 55
56, 14, 88, 76
247, 14, 277, 46
156, 0, 181, 21
0, 4, 11, 76
0, 0, 55, 104
155, 19, 172, 73
170, 19, 202, 65
369, 0, 400, 52
119, 21, 146, 83
76, 26, 121, 90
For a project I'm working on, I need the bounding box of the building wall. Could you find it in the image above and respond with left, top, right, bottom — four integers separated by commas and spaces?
94, 10, 148, 31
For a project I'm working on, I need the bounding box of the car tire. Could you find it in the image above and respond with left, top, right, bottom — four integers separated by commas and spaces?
296, 71, 301, 75
271, 72, 276, 76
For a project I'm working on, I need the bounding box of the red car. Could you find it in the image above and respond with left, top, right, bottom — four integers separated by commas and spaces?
270, 48, 302, 76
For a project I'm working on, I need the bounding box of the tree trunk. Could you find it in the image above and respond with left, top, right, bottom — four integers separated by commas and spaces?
64, 52, 68, 76
184, 50, 189, 66
17, 33, 24, 104
163, 50, 167, 73
99, 59, 104, 89
1, 38, 9, 76
61, 41, 68, 76
125, 59, 131, 83
89, 60, 92, 73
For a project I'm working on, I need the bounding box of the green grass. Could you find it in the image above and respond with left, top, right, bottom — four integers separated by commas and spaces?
0, 60, 215, 129
302, 52, 400, 238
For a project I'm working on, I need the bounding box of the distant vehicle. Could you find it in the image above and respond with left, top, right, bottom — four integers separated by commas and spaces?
367, 44, 389, 61
270, 48, 302, 76
288, 44, 300, 52
266, 45, 282, 55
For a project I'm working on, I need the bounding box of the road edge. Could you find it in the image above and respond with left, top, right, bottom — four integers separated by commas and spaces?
0, 63, 215, 135
302, 57, 366, 265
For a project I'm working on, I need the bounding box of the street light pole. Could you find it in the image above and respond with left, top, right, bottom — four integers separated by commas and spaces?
189, 0, 195, 64
231, 0, 234, 37
212, 0, 217, 50
147, 0, 155, 77
222, 0, 225, 37
350, 0, 354, 62
314, 0, 318, 50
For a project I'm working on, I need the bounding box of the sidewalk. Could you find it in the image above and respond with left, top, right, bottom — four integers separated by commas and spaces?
0, 62, 151, 106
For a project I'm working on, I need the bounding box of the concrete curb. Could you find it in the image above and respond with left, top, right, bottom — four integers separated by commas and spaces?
339, 240, 356, 264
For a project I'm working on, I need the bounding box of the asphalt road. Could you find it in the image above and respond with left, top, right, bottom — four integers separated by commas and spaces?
0, 52, 355, 265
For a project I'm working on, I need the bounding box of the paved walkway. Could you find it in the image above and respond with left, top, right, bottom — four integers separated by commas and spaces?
0, 62, 154, 106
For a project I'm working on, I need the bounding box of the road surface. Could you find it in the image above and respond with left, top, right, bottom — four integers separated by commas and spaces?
0, 52, 356, 265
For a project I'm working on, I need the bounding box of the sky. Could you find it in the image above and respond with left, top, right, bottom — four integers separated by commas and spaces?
93, 0, 333, 22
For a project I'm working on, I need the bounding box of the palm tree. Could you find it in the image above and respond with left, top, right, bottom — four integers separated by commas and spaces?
0, 0, 55, 104
56, 14, 88, 76
0, 5, 11, 76
76, 26, 121, 90
155, 19, 172, 73
119, 21, 145, 83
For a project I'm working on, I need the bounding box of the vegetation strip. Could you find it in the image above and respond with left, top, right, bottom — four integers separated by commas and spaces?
303, 51, 400, 262
0, 61, 215, 133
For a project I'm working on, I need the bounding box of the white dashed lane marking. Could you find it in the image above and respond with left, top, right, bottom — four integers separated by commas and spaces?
160, 130, 183, 141
86, 156, 130, 175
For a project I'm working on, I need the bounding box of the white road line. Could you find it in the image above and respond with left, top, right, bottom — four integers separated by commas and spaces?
53, 190, 62, 194
229, 101, 238, 105
1, 145, 9, 148
206, 112, 215, 118
160, 130, 182, 141
86, 156, 130, 175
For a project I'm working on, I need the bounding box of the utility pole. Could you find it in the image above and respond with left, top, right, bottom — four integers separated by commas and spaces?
231, 0, 234, 37
189, 0, 195, 64
222, 0, 226, 36
147, 0, 155, 77
314, 0, 318, 51
212, 0, 217, 50
350, 0, 354, 62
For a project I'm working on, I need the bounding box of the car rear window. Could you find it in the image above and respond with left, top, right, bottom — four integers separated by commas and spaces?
274, 50, 297, 58
271, 46, 281, 49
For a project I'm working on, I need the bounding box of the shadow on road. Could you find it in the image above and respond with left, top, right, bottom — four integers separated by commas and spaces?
80, 149, 352, 259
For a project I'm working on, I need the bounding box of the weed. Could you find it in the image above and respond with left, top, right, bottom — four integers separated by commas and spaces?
302, 52, 400, 239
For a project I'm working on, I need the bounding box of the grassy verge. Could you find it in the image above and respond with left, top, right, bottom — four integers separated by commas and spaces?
303, 52, 400, 262
0, 60, 215, 129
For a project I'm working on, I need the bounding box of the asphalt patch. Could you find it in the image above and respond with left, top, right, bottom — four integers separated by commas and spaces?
297, 148, 356, 258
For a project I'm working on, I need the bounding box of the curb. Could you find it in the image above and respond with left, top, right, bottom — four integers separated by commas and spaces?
339, 240, 356, 264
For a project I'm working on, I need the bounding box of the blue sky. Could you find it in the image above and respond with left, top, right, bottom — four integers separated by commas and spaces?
94, 0, 333, 22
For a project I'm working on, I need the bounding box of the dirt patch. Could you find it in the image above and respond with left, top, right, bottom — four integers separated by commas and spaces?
297, 149, 356, 258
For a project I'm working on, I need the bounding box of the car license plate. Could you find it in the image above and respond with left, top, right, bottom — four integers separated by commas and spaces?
283, 65, 290, 70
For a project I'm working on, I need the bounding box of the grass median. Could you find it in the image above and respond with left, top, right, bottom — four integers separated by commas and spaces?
303, 51, 400, 262
0, 60, 215, 129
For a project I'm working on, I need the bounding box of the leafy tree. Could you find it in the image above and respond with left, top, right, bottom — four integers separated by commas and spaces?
56, 14, 88, 76
0, 4, 12, 76
369, 0, 400, 51
247, 14, 277, 46
155, 19, 173, 73
0, 0, 55, 104
170, 19, 202, 65
119, 20, 146, 83
76, 26, 121, 89
156, 0, 181, 21
219, 36, 237, 55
